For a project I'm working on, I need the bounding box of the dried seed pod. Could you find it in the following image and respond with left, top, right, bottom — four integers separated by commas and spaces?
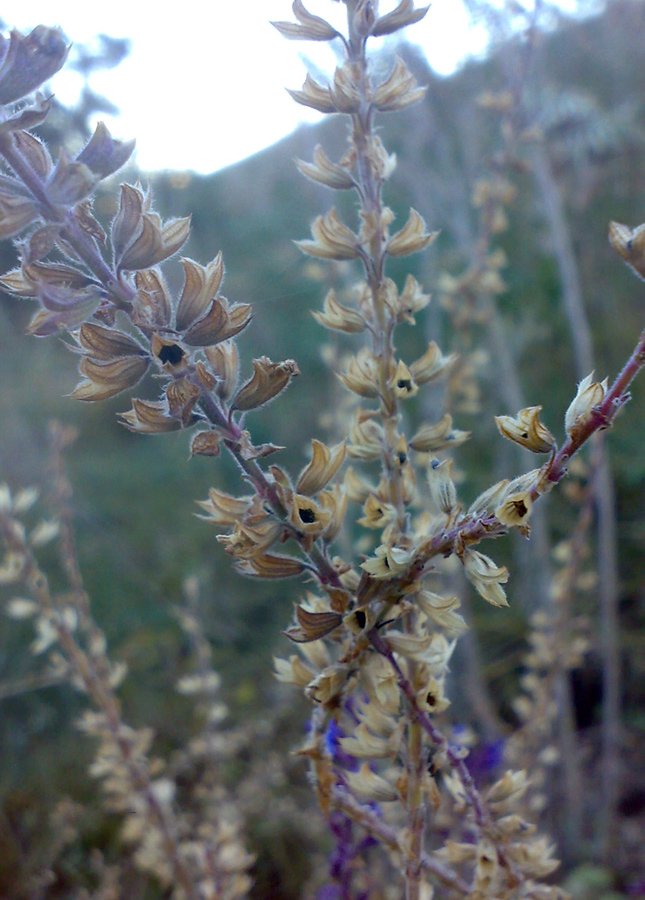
372, 0, 430, 37
338, 348, 380, 398
289, 493, 333, 536
77, 323, 146, 360
463, 550, 509, 608
296, 440, 346, 496
0, 192, 37, 240
284, 606, 343, 643
388, 359, 418, 399
387, 209, 438, 257
287, 73, 335, 114
410, 415, 469, 452
76, 121, 135, 180
495, 490, 532, 536
120, 398, 184, 434
274, 655, 315, 687
0, 26, 69, 104
271, 1, 340, 43
608, 219, 645, 281
564, 372, 607, 436
71, 354, 149, 402
409, 342, 457, 384
176, 255, 224, 331
196, 488, 251, 526
346, 762, 399, 802
372, 57, 426, 112
297, 146, 355, 191
232, 357, 299, 411
312, 289, 365, 333
204, 340, 239, 400
296, 208, 359, 260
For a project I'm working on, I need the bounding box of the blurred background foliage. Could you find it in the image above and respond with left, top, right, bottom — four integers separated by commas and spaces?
1, 2, 645, 897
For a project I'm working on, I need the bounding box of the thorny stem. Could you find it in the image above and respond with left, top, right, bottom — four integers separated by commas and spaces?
0, 513, 200, 900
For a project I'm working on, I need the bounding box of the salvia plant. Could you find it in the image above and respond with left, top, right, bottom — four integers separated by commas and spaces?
1, 4, 645, 899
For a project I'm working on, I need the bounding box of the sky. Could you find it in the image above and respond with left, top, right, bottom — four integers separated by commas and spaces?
2, 1, 555, 174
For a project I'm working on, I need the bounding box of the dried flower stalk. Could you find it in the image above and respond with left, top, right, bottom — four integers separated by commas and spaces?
1, 8, 645, 899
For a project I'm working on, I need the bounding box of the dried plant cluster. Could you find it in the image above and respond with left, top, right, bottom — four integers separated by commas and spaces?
1, 5, 645, 899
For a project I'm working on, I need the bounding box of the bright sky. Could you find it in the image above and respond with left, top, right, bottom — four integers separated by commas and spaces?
4, 2, 505, 173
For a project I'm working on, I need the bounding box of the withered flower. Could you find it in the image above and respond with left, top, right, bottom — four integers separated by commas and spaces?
297, 145, 355, 192
236, 554, 306, 579
416, 591, 466, 636
166, 378, 200, 426
357, 493, 395, 529
218, 520, 282, 561
151, 333, 186, 371
274, 655, 316, 688
330, 63, 362, 114
175, 255, 224, 330
133, 269, 172, 329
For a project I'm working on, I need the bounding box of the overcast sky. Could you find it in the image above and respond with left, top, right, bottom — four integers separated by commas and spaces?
2, 1, 565, 173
